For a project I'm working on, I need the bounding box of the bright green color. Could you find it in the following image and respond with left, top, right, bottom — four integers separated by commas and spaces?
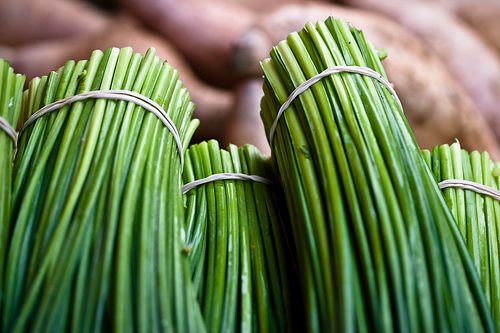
3, 47, 205, 332
183, 141, 296, 333
260, 17, 493, 332
0, 59, 24, 323
424, 142, 500, 331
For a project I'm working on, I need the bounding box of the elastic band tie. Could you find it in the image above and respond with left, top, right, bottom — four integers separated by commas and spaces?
439, 179, 500, 201
269, 65, 401, 145
0, 116, 17, 145
18, 90, 184, 168
182, 173, 273, 194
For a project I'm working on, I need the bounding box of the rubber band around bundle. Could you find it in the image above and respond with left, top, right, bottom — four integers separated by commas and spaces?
269, 65, 402, 145
182, 173, 273, 194
439, 179, 500, 201
18, 90, 185, 168
0, 116, 17, 145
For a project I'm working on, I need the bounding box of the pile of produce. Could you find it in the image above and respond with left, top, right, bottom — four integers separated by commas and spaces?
0, 13, 498, 333
2, 0, 500, 155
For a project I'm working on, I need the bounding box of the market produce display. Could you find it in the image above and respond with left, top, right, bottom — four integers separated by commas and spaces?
183, 141, 295, 332
0, 4, 499, 332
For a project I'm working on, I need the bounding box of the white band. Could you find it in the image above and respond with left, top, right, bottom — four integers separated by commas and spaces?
269, 65, 401, 145
439, 179, 500, 201
182, 172, 273, 194
18, 90, 184, 168
0, 116, 17, 145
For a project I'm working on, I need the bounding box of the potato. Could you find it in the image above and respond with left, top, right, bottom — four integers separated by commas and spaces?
232, 2, 500, 158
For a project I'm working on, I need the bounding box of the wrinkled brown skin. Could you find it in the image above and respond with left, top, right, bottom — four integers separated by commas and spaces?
339, 0, 500, 141
0, 0, 110, 45
231, 2, 500, 158
0, 18, 233, 141
226, 79, 270, 155
456, 2, 500, 56
120, 0, 257, 87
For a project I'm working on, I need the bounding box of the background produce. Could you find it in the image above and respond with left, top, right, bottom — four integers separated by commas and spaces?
0, 0, 498, 156
339, 0, 500, 141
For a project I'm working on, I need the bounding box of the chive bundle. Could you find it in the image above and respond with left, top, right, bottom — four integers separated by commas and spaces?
260, 17, 493, 332
0, 60, 24, 320
422, 142, 500, 331
183, 140, 296, 332
3, 47, 204, 332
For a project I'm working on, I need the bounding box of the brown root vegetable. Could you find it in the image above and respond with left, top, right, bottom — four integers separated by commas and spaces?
339, 0, 500, 140
419, 0, 497, 11
456, 2, 500, 55
227, 0, 304, 12
225, 79, 270, 155
119, 0, 256, 87
0, 0, 110, 45
0, 17, 233, 140
232, 2, 500, 158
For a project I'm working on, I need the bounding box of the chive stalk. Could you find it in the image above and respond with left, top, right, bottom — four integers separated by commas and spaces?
0, 59, 24, 322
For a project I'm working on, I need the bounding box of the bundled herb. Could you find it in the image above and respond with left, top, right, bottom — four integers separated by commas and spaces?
0, 59, 24, 320
423, 142, 500, 331
183, 140, 296, 332
3, 47, 205, 332
260, 17, 493, 332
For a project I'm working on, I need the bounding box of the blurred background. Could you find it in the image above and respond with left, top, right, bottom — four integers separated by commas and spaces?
1, 0, 499, 157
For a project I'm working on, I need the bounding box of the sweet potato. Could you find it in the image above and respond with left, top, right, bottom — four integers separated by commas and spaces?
0, 17, 233, 140
119, 0, 256, 87
232, 2, 500, 158
227, 0, 304, 12
456, 2, 500, 55
340, 0, 500, 140
423, 0, 497, 11
0, 0, 109, 45
225, 79, 270, 155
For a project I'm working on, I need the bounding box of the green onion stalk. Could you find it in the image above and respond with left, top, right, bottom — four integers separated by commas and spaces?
0, 59, 24, 321
3, 47, 205, 332
182, 140, 298, 332
422, 142, 500, 331
260, 17, 493, 332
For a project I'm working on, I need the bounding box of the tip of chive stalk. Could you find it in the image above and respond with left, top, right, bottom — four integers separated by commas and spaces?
377, 48, 388, 61
492, 164, 500, 177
